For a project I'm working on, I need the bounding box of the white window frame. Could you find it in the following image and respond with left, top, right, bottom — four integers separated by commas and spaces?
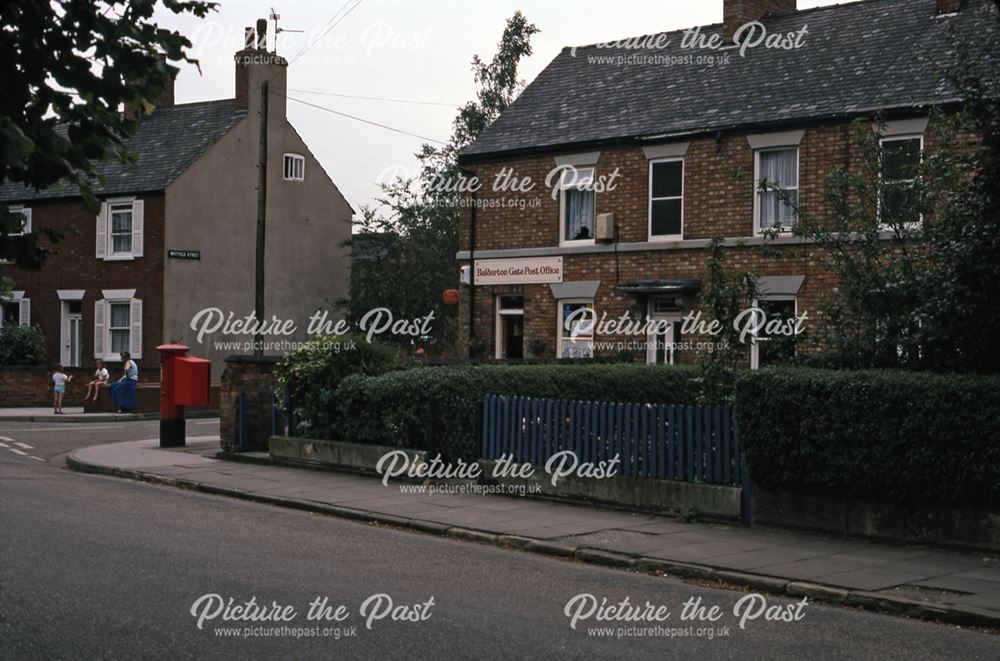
283, 153, 305, 181
94, 291, 142, 361
6, 206, 31, 236
97, 197, 143, 261
753, 147, 799, 236
107, 301, 132, 356
0, 291, 29, 329
648, 158, 684, 241
557, 298, 595, 359
558, 166, 597, 247
878, 134, 924, 229
750, 296, 797, 370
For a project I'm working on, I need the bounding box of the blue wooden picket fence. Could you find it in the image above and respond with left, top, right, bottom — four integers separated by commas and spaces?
480, 394, 743, 486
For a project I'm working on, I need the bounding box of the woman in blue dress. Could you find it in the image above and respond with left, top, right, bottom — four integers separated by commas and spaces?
109, 351, 139, 413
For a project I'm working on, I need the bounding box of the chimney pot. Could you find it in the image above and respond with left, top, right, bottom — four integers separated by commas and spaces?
244, 27, 255, 49
936, 0, 962, 13
256, 18, 268, 50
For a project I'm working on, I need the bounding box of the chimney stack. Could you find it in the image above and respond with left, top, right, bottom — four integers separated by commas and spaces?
936, 0, 962, 13
234, 18, 288, 114
724, 0, 797, 43
155, 53, 175, 109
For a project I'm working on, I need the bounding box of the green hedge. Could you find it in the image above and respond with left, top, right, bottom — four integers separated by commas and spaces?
276, 335, 403, 438
735, 368, 1000, 509
334, 364, 704, 460
0, 324, 46, 365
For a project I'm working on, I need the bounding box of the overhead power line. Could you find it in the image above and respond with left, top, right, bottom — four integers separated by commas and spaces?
287, 0, 353, 62
289, 0, 363, 65
287, 88, 462, 108
278, 91, 447, 145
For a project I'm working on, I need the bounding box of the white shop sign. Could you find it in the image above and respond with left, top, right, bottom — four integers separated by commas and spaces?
474, 257, 563, 285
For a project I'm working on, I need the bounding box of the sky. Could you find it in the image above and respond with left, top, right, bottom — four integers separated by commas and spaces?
156, 0, 841, 217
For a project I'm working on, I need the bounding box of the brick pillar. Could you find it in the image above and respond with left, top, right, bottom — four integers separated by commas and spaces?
219, 355, 280, 452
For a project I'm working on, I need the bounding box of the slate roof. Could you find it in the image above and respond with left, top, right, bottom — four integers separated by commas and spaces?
459, 0, 998, 162
0, 98, 246, 203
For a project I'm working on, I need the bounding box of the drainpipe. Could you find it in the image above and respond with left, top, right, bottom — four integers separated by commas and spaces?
460, 166, 477, 358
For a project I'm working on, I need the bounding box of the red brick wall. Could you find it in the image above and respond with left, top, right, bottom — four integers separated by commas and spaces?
0, 365, 159, 407
456, 120, 889, 361
0, 194, 165, 368
460, 123, 863, 250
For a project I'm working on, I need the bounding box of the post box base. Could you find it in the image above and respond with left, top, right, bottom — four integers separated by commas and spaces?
160, 418, 186, 448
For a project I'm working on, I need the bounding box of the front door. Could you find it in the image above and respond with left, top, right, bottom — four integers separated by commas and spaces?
646, 298, 682, 365
495, 295, 524, 359
61, 300, 83, 367
502, 315, 523, 359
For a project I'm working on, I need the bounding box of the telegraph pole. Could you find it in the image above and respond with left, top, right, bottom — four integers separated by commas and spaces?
254, 80, 268, 357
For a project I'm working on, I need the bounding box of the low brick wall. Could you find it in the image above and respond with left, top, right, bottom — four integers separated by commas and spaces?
0, 365, 158, 407
220, 355, 280, 452
753, 486, 1000, 552
81, 382, 220, 414
269, 436, 427, 475
480, 459, 741, 521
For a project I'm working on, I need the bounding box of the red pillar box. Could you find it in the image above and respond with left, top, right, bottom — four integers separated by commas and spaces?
157, 343, 190, 448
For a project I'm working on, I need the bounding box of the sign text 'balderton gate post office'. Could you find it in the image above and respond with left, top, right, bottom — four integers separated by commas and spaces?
474, 257, 563, 285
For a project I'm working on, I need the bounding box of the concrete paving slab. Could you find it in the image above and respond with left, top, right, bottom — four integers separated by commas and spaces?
816, 567, 927, 591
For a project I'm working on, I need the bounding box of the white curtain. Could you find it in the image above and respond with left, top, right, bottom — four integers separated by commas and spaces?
564, 188, 595, 240
758, 150, 798, 230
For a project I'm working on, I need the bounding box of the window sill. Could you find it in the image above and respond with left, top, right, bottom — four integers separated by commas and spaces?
104, 254, 136, 262
753, 228, 797, 238
648, 234, 684, 243
560, 239, 596, 248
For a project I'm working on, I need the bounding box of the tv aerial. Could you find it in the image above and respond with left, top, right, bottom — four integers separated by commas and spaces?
270, 7, 303, 54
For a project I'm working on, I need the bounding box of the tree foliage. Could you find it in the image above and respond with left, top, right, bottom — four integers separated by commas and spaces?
339, 12, 539, 354
695, 237, 759, 401
0, 0, 216, 281
764, 13, 1000, 373
0, 323, 46, 365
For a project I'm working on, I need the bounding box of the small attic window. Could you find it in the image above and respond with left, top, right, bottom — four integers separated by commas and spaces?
283, 153, 305, 181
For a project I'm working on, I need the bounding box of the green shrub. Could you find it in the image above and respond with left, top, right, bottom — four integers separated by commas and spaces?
335, 363, 705, 460
0, 324, 46, 365
276, 335, 403, 437
735, 368, 1000, 509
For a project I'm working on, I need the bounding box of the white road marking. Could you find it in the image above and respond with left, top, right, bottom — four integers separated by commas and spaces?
0, 443, 8, 449
0, 436, 14, 442
28, 456, 45, 462
8, 448, 27, 455
13, 441, 34, 449
0, 425, 129, 433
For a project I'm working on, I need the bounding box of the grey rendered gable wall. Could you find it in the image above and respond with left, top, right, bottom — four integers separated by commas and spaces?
163, 114, 352, 377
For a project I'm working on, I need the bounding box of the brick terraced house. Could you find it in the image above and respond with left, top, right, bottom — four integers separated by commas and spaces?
456, 0, 996, 365
0, 23, 352, 378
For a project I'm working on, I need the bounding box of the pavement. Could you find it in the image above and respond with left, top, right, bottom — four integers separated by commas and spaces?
0, 407, 212, 422
66, 437, 1000, 630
